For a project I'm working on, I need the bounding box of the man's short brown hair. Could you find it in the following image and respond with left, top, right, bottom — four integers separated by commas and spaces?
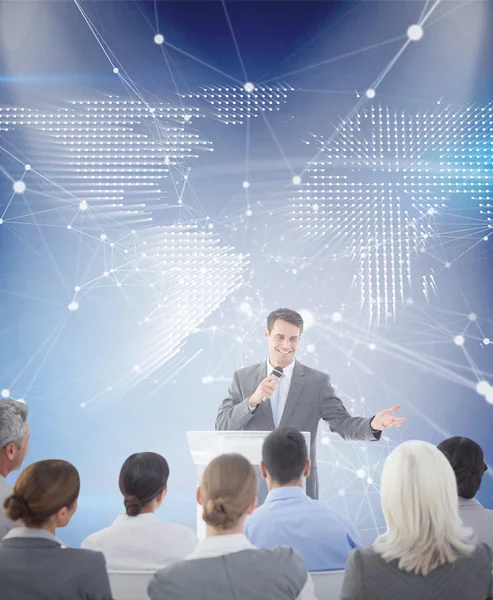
266, 308, 304, 336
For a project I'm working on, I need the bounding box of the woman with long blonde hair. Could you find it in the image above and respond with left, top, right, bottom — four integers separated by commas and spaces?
341, 440, 493, 600
149, 453, 316, 600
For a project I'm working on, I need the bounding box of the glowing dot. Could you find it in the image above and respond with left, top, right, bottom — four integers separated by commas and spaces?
454, 335, 465, 346
80, 402, 86, 408
292, 175, 301, 185
202, 375, 214, 384
367, 477, 373, 485
67, 225, 72, 230
321, 435, 330, 445
407, 24, 424, 41
103, 271, 109, 277
100, 234, 107, 240
0, 219, 3, 225
356, 469, 366, 479
79, 200, 88, 210
486, 388, 493, 405
164, 157, 170, 165
184, 114, 192, 121
369, 343, 376, 350
13, 181, 26, 193
154, 33, 164, 45
476, 381, 490, 396
406, 298, 414, 305
68, 301, 79, 311
427, 208, 435, 215
299, 309, 315, 329
468, 313, 477, 321
365, 89, 376, 99
133, 365, 142, 374
113, 67, 119, 74
338, 489, 346, 497
1, 389, 10, 398
484, 338, 491, 345
483, 236, 489, 241
307, 344, 316, 354
245, 209, 253, 217
24, 164, 31, 171
242, 181, 250, 189
74, 286, 81, 292
332, 312, 342, 323
445, 262, 451, 268
239, 301, 253, 317
243, 82, 255, 93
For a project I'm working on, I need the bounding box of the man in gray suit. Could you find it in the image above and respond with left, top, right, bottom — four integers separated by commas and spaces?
0, 400, 30, 538
216, 308, 406, 499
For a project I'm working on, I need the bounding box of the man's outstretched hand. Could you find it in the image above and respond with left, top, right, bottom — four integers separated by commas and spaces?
370, 405, 407, 431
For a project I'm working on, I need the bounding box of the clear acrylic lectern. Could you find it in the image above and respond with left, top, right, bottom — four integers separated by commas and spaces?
186, 430, 311, 538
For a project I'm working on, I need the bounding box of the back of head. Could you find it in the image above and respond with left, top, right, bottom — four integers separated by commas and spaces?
0, 399, 29, 450
438, 437, 487, 500
119, 452, 169, 516
262, 427, 307, 485
374, 440, 473, 575
3, 459, 80, 527
201, 453, 257, 531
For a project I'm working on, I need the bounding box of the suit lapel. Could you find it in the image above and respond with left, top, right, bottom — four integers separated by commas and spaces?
278, 361, 305, 428
254, 363, 275, 429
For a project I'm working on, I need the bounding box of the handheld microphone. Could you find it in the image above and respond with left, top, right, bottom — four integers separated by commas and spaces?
262, 366, 284, 402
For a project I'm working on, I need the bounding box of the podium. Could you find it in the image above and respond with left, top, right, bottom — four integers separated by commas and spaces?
187, 430, 311, 538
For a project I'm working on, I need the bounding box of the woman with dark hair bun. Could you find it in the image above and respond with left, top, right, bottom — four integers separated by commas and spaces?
82, 452, 197, 570
0, 460, 112, 600
438, 436, 493, 550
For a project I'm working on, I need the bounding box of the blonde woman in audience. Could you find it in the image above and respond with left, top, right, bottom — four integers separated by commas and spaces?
148, 453, 316, 600
341, 440, 493, 600
0, 459, 112, 600
82, 452, 197, 570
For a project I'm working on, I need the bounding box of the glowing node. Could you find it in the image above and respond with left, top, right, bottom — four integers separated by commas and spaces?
24, 164, 31, 171
245, 209, 253, 217
113, 67, 119, 74
74, 286, 81, 292
243, 82, 255, 93
100, 234, 107, 240
486, 388, 493, 405
331, 312, 342, 323
80, 402, 87, 408
454, 335, 465, 346
292, 175, 302, 185
483, 236, 489, 242
468, 313, 477, 321
445, 262, 451, 268
338, 489, 346, 497
103, 271, 109, 277
79, 200, 88, 210
306, 344, 316, 354
0, 219, 3, 225
68, 301, 79, 311
365, 88, 376, 99
476, 381, 490, 396
356, 469, 366, 479
67, 225, 72, 230
1, 389, 10, 398
202, 375, 214, 384
299, 309, 315, 329
133, 365, 142, 374
406, 298, 414, 305
484, 338, 491, 345
368, 343, 377, 350
13, 180, 26, 194
407, 24, 424, 41
367, 477, 373, 485
242, 181, 250, 189
427, 208, 435, 215
321, 435, 330, 445
184, 114, 192, 121
154, 33, 164, 45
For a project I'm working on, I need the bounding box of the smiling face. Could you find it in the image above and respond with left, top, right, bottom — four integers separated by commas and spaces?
266, 319, 301, 368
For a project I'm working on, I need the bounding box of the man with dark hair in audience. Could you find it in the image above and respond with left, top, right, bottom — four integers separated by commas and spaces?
245, 427, 359, 571
0, 400, 30, 539
438, 436, 493, 550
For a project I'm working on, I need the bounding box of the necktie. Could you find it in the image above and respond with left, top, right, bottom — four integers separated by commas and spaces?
270, 377, 282, 427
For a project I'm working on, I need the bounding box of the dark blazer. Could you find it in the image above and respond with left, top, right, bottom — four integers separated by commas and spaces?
0, 536, 113, 600
216, 360, 380, 499
341, 545, 493, 600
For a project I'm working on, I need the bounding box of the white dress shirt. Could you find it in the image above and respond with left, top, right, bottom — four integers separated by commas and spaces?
266, 358, 295, 426
82, 513, 198, 571
186, 533, 316, 600
0, 474, 15, 540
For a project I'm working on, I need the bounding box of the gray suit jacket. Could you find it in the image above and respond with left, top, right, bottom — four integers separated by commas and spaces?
0, 536, 113, 600
215, 360, 380, 499
0, 475, 15, 539
341, 544, 493, 600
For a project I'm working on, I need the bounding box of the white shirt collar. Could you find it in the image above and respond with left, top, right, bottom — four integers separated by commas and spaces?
113, 513, 158, 526
186, 533, 253, 560
3, 527, 65, 546
266, 358, 295, 382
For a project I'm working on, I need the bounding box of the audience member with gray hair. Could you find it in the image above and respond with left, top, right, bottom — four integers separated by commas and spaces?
0, 400, 30, 539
